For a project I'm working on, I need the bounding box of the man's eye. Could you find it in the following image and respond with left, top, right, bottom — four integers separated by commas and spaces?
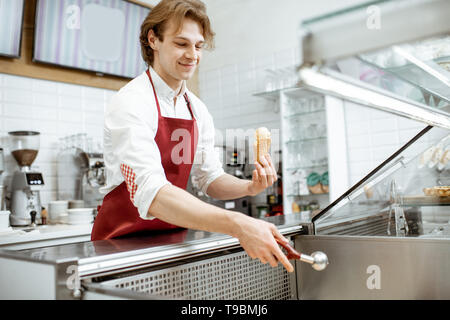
175, 42, 186, 47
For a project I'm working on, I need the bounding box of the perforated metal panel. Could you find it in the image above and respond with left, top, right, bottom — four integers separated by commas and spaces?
99, 251, 294, 300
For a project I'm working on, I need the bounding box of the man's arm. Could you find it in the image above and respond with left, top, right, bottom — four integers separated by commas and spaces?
207, 154, 278, 200
205, 174, 252, 201
148, 183, 294, 273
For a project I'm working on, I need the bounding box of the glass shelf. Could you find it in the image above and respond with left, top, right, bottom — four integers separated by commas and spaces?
357, 36, 450, 108
286, 163, 328, 171
285, 136, 327, 144
252, 87, 296, 100
400, 196, 450, 207
253, 87, 320, 101
287, 193, 329, 197
284, 108, 326, 119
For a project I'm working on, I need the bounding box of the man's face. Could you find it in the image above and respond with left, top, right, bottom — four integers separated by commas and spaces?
150, 17, 204, 86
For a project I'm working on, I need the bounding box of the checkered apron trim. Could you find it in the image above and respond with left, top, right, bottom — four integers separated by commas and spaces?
120, 164, 138, 202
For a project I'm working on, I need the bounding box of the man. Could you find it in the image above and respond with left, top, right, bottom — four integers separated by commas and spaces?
91, 0, 293, 273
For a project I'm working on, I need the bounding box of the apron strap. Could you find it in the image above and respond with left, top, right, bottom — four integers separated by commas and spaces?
146, 69, 162, 118
183, 93, 195, 120
146, 69, 195, 121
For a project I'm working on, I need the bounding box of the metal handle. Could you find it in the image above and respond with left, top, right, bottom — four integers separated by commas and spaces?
299, 252, 329, 271
276, 239, 329, 271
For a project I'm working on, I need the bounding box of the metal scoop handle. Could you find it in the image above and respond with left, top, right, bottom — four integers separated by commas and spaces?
276, 239, 329, 271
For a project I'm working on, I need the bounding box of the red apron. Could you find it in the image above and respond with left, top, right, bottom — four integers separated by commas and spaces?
91, 69, 198, 240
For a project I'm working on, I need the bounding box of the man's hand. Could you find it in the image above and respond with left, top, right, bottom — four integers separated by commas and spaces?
233, 214, 294, 273
247, 153, 278, 196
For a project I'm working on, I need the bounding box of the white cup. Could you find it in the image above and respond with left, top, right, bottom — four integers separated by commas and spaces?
0, 210, 11, 229
48, 201, 69, 223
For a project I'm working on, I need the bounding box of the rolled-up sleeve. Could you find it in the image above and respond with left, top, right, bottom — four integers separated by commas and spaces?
191, 109, 225, 196
106, 92, 171, 219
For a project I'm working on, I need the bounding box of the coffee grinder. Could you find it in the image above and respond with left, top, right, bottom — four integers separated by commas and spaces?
9, 131, 44, 226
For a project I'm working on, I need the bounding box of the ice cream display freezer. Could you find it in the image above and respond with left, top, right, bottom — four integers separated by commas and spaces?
1, 0, 450, 300
0, 215, 310, 300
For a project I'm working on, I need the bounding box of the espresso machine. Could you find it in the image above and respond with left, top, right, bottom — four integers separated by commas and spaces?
56, 134, 105, 209
9, 131, 44, 226
80, 151, 105, 208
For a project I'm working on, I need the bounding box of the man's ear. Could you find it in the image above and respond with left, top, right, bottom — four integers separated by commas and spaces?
148, 29, 158, 50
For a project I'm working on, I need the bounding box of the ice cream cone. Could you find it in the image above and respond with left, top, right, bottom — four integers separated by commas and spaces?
254, 127, 271, 165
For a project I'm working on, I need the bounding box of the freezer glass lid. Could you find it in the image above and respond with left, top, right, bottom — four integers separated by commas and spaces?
313, 125, 450, 237
300, 0, 450, 114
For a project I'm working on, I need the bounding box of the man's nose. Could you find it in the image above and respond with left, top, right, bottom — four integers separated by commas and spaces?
185, 45, 197, 60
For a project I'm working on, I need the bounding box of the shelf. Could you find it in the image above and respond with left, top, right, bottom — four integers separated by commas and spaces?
287, 193, 329, 197
286, 163, 328, 171
253, 87, 320, 101
285, 136, 327, 144
400, 195, 450, 207
357, 54, 450, 107
284, 109, 326, 119
252, 87, 295, 100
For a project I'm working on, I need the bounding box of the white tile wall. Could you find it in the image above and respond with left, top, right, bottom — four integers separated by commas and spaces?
0, 73, 116, 208
344, 101, 428, 185
199, 50, 289, 138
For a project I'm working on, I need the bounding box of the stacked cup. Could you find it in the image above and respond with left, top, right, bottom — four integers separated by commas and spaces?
48, 201, 69, 224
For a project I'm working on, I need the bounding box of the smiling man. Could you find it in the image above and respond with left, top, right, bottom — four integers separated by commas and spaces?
91, 0, 293, 273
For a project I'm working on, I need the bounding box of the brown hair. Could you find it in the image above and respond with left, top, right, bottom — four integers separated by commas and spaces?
140, 0, 215, 66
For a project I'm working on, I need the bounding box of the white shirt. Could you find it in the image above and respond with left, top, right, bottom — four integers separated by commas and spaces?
100, 67, 225, 220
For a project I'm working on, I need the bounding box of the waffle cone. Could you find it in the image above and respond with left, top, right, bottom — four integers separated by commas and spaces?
254, 127, 271, 165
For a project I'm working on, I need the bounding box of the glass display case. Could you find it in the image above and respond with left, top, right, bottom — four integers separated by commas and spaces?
292, 0, 450, 299
297, 0, 450, 232
315, 125, 450, 238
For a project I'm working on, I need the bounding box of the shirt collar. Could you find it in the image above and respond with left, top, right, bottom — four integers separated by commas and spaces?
149, 66, 187, 101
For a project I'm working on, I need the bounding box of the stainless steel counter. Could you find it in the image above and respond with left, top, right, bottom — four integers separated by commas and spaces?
0, 223, 93, 250
0, 214, 307, 299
